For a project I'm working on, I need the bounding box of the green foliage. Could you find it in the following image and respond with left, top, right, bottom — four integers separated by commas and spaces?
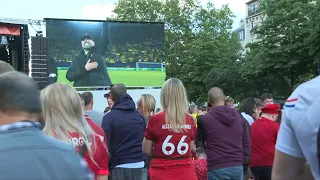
242, 0, 317, 99
112, 0, 245, 103
307, 1, 320, 62
111, 0, 320, 103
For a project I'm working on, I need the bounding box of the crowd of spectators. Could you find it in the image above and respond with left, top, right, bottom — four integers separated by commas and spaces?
0, 60, 319, 180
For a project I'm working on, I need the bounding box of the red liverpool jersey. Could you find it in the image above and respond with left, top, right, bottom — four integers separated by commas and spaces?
85, 114, 107, 145
145, 111, 197, 180
68, 132, 109, 179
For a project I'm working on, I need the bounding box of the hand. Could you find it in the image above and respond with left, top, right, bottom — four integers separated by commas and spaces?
85, 59, 98, 71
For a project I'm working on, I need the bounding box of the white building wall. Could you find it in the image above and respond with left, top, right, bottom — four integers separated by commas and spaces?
244, 0, 264, 44
78, 89, 162, 113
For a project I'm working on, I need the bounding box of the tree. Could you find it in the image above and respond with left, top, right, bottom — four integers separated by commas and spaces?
242, 0, 316, 98
111, 0, 164, 22
307, 1, 320, 64
177, 3, 244, 103
112, 0, 243, 103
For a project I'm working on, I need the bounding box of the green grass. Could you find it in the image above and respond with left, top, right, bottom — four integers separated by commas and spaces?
58, 70, 165, 86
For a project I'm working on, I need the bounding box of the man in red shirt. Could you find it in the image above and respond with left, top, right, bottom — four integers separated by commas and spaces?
79, 93, 109, 180
85, 114, 107, 144
250, 104, 280, 180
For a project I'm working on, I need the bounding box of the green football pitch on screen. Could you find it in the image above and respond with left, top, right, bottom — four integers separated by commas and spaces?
57, 69, 165, 86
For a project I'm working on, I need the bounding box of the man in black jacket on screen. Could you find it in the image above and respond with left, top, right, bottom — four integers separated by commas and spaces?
66, 34, 111, 87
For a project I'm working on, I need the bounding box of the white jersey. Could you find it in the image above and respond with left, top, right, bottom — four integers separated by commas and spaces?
276, 76, 320, 179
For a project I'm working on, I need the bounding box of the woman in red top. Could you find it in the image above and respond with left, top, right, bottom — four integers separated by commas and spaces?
142, 78, 197, 180
41, 83, 109, 180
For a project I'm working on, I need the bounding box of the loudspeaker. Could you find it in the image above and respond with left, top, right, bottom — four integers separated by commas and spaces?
30, 36, 49, 90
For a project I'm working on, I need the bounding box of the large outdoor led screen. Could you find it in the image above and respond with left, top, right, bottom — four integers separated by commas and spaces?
45, 18, 165, 87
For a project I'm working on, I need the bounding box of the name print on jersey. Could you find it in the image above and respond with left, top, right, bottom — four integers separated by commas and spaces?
162, 124, 192, 129
70, 137, 85, 147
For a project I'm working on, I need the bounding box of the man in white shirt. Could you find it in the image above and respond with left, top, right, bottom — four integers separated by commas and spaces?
272, 77, 320, 179
82, 92, 104, 126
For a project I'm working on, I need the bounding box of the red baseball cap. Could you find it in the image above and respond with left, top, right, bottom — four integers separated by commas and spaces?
261, 104, 281, 114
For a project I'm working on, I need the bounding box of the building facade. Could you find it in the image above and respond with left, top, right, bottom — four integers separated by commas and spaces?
233, 20, 246, 49
244, 0, 264, 44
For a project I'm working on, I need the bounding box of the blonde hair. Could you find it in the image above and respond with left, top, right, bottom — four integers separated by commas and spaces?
140, 94, 156, 114
161, 78, 189, 133
41, 83, 97, 164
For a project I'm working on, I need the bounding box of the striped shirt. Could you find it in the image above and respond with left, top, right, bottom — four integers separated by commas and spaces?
0, 121, 94, 180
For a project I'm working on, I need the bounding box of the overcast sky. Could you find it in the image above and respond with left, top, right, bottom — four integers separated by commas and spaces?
2, 0, 247, 33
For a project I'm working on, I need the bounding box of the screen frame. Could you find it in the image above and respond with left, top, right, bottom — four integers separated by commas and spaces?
44, 18, 165, 88
44, 18, 165, 25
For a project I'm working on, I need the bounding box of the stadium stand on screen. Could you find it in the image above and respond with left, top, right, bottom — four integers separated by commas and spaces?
45, 18, 165, 87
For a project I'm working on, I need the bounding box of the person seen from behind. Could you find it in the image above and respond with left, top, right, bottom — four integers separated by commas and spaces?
79, 93, 108, 151
0, 60, 15, 73
250, 104, 280, 180
102, 84, 146, 180
237, 98, 256, 179
189, 104, 198, 127
142, 78, 197, 180
82, 92, 104, 126
192, 147, 207, 180
41, 83, 109, 180
272, 77, 318, 180
137, 94, 156, 124
200, 87, 250, 180
137, 94, 156, 180
0, 72, 93, 180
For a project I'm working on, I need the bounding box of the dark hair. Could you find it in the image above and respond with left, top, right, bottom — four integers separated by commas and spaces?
0, 71, 41, 115
260, 93, 273, 102
110, 84, 127, 102
0, 61, 15, 74
77, 93, 84, 105
82, 92, 93, 106
254, 98, 263, 107
238, 97, 255, 115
